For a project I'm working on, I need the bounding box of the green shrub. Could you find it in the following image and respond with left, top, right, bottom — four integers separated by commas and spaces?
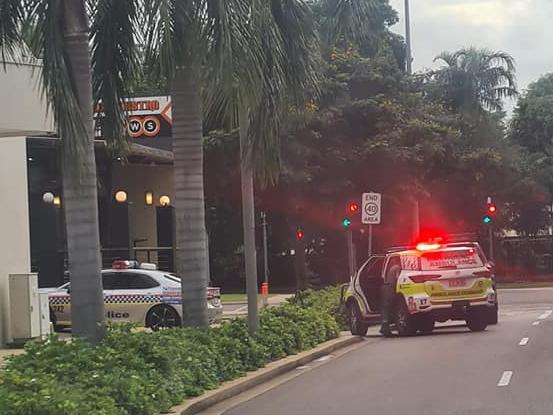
289, 286, 349, 330
0, 302, 339, 415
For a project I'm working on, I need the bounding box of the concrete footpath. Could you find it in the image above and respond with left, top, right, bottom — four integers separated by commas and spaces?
223, 294, 293, 319
170, 334, 363, 415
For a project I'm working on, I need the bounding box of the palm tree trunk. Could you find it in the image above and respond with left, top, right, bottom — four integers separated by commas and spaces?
171, 68, 208, 327
239, 108, 259, 334
62, 0, 105, 344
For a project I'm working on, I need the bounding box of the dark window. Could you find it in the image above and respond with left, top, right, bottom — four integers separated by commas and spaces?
127, 273, 159, 289
102, 273, 128, 290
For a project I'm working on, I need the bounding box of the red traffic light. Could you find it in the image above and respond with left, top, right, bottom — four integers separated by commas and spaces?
348, 202, 360, 214
487, 204, 497, 214
296, 229, 304, 241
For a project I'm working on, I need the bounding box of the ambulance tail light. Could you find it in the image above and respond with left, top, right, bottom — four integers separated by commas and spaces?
409, 274, 442, 283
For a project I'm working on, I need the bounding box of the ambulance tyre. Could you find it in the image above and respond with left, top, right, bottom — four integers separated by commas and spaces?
146, 305, 181, 331
466, 308, 488, 332
417, 315, 435, 335
394, 300, 417, 337
347, 301, 369, 336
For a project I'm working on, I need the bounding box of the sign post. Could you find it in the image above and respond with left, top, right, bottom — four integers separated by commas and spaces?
363, 193, 382, 257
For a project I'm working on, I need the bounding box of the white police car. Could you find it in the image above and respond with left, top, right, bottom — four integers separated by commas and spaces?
42, 260, 223, 331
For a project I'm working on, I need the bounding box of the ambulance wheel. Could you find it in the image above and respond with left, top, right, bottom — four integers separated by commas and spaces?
146, 305, 181, 331
417, 315, 435, 335
394, 300, 417, 337
347, 301, 369, 336
488, 303, 499, 325
466, 308, 488, 332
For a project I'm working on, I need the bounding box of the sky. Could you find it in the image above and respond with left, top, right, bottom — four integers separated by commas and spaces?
388, 0, 553, 97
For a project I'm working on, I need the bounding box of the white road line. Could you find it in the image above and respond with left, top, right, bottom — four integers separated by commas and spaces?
519, 337, 529, 346
296, 365, 310, 370
538, 310, 552, 320
532, 321, 541, 326
497, 371, 513, 387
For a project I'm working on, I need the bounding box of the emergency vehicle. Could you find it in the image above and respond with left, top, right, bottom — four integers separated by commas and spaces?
41, 260, 223, 331
341, 241, 497, 336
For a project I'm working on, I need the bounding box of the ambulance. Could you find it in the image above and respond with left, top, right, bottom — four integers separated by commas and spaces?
341, 241, 497, 336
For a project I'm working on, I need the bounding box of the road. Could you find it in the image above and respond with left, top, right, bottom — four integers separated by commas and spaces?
219, 288, 553, 415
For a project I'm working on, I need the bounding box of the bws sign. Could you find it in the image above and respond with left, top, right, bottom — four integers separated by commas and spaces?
94, 96, 172, 141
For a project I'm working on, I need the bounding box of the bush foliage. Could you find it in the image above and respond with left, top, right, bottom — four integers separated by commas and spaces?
0, 302, 339, 415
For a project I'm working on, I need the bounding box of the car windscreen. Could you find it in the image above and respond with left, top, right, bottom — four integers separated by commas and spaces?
420, 248, 484, 270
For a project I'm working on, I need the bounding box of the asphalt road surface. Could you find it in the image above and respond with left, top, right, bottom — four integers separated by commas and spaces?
221, 288, 553, 415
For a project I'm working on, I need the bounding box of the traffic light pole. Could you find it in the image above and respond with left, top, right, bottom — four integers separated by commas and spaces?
489, 227, 494, 262
347, 228, 355, 277
368, 224, 373, 257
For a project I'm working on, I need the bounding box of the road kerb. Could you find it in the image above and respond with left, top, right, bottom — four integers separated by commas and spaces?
173, 335, 363, 415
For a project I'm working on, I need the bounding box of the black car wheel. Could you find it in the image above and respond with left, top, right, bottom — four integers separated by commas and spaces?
417, 314, 435, 335
394, 300, 417, 337
347, 301, 369, 336
146, 305, 181, 331
466, 308, 488, 332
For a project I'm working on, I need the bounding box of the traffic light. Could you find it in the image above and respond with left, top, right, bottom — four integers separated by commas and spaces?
296, 228, 304, 241
483, 201, 497, 225
348, 202, 360, 214
342, 218, 352, 228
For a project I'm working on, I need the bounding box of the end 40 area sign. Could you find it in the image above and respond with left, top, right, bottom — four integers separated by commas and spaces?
362, 193, 381, 225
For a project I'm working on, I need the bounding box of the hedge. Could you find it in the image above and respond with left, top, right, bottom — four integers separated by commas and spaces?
0, 302, 339, 415
289, 286, 348, 330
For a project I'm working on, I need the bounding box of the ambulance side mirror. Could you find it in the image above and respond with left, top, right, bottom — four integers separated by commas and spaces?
486, 261, 496, 271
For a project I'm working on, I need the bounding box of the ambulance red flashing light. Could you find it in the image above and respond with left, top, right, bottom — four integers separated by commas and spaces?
416, 242, 441, 251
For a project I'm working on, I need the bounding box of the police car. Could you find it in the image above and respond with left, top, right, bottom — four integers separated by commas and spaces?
42, 260, 223, 331
341, 241, 497, 336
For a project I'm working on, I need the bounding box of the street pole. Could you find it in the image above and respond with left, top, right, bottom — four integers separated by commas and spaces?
368, 224, 373, 257
489, 227, 494, 262
405, 0, 413, 74
261, 211, 269, 307
347, 228, 354, 277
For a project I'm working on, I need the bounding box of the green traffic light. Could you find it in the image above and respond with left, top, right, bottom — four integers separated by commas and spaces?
342, 218, 352, 228
483, 216, 492, 224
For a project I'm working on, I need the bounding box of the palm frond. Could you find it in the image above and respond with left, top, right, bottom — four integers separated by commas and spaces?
27, 0, 88, 171
322, 0, 379, 46
91, 0, 140, 155
0, 0, 24, 66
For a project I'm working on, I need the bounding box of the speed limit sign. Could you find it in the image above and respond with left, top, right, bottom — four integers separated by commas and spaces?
362, 193, 381, 225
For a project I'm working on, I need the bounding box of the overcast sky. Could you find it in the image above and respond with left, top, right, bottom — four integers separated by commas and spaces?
388, 0, 553, 96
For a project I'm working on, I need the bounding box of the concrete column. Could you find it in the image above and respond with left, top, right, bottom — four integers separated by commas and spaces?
0, 136, 32, 346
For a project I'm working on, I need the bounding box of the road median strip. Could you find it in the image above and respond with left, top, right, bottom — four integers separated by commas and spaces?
172, 335, 363, 415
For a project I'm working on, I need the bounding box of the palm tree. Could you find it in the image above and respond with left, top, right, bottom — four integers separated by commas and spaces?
431, 47, 518, 115
205, 0, 319, 333
1, 0, 106, 343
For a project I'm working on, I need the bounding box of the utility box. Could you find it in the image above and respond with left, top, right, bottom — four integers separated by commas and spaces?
39, 293, 52, 338
9, 273, 41, 344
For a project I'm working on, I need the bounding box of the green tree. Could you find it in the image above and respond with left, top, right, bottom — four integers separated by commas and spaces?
429, 47, 518, 116
511, 73, 553, 153
1, 0, 106, 343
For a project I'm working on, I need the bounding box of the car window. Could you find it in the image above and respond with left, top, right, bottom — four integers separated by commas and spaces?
102, 273, 127, 290
127, 273, 159, 289
360, 257, 384, 280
